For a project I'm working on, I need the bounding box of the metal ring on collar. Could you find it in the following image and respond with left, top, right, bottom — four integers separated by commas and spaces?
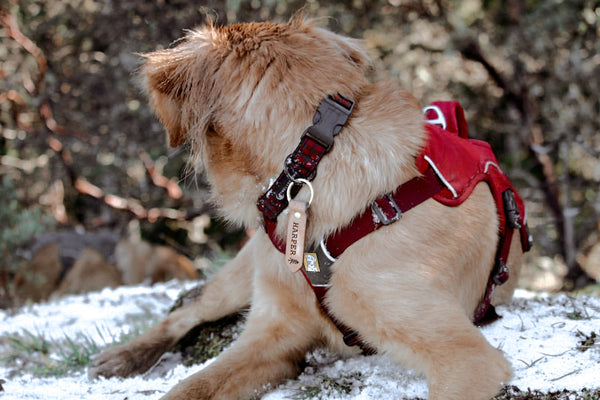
286, 178, 314, 206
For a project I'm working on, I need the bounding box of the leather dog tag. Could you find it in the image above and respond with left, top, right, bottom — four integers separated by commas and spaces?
285, 199, 308, 272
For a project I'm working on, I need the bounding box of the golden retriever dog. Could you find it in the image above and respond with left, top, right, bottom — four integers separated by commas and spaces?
89, 18, 527, 400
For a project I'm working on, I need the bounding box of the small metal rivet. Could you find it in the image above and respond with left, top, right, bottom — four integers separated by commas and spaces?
294, 212, 302, 219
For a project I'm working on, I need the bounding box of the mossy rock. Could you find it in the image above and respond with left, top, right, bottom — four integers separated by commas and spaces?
169, 283, 246, 366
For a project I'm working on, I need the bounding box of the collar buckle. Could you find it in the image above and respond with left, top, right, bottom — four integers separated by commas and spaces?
305, 95, 354, 150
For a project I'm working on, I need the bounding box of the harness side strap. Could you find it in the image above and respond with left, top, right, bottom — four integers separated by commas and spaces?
473, 188, 527, 326
302, 272, 377, 355
473, 220, 515, 325
325, 167, 444, 258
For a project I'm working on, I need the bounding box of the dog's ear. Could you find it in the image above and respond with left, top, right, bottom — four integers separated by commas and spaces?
141, 44, 215, 148
141, 50, 191, 147
302, 21, 370, 74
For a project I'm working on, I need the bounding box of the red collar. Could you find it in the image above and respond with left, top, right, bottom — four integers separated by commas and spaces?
256, 94, 354, 221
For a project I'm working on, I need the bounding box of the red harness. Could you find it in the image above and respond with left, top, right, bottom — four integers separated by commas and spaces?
257, 97, 532, 353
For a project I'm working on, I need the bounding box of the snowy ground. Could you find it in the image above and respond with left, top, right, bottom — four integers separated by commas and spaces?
0, 281, 599, 400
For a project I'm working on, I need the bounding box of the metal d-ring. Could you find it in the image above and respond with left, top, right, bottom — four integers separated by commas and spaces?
286, 178, 314, 206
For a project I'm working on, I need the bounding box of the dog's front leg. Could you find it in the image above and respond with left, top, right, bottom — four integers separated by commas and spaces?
88, 234, 258, 379
161, 232, 324, 400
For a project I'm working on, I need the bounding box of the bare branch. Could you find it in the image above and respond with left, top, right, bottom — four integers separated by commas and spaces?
0, 5, 46, 95
139, 151, 183, 200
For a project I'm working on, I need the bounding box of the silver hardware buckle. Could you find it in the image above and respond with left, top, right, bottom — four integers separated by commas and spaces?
371, 194, 402, 225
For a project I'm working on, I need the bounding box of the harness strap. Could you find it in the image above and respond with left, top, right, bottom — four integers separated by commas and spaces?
262, 168, 443, 257
473, 188, 529, 325
300, 275, 376, 354
297, 167, 444, 354
324, 167, 444, 258
257, 135, 328, 221
473, 226, 515, 325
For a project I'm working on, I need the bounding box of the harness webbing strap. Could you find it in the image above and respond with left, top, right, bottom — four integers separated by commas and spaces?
304, 278, 376, 354
473, 188, 527, 325
262, 168, 443, 258
297, 167, 445, 355
324, 167, 444, 259
473, 225, 515, 325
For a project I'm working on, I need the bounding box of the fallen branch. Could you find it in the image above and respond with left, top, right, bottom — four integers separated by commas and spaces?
39, 100, 91, 141
139, 150, 183, 200
0, 4, 46, 95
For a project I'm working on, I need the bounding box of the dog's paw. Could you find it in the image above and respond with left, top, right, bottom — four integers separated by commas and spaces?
88, 340, 169, 379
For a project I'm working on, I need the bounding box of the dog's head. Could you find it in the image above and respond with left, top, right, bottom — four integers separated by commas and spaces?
142, 19, 370, 225
142, 19, 423, 236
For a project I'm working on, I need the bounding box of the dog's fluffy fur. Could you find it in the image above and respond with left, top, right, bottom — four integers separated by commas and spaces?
89, 19, 523, 400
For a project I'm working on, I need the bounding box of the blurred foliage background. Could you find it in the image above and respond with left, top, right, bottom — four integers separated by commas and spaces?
1, 0, 599, 303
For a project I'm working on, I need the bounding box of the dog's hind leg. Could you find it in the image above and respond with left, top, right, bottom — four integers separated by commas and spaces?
88, 234, 257, 379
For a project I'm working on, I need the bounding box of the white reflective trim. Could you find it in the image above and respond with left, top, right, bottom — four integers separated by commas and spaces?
423, 155, 458, 198
423, 105, 447, 130
484, 161, 502, 174
320, 240, 337, 262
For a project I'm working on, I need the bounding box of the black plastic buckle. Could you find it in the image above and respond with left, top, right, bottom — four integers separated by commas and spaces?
305, 94, 354, 150
502, 189, 521, 229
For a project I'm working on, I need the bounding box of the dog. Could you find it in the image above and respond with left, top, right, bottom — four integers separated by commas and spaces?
89, 18, 529, 400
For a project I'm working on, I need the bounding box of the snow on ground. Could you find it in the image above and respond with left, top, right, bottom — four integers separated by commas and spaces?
0, 283, 599, 400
